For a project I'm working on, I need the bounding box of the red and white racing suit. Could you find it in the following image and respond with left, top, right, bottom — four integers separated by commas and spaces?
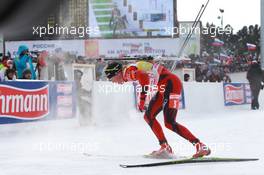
123, 61, 199, 145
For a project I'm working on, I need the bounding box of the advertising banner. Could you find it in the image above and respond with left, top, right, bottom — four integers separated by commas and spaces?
5, 21, 200, 58
85, 21, 201, 57
85, 38, 181, 57
5, 40, 85, 58
0, 81, 76, 124
223, 83, 251, 106
55, 82, 76, 119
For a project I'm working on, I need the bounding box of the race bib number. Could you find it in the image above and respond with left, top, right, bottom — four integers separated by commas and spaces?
169, 93, 180, 109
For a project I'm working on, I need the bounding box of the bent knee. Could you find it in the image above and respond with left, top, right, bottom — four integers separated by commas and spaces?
144, 114, 151, 124
164, 122, 172, 129
164, 121, 178, 132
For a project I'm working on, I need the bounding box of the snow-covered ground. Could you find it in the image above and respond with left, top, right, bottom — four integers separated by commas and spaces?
0, 108, 263, 175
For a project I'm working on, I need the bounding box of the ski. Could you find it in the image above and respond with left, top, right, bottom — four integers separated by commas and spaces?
120, 157, 259, 168
83, 153, 143, 159
143, 153, 188, 160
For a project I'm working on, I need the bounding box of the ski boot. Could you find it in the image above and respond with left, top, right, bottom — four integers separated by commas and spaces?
148, 143, 174, 159
193, 142, 211, 158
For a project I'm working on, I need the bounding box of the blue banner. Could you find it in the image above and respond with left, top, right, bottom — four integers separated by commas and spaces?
223, 83, 251, 106
0, 81, 76, 124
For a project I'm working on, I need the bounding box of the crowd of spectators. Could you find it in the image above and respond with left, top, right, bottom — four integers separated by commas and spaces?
163, 53, 256, 83
1, 45, 75, 81
2, 44, 256, 83
0, 45, 47, 81
73, 53, 255, 82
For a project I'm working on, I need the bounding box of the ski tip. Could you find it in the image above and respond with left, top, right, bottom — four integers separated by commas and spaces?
120, 164, 128, 168
246, 158, 259, 161
196, 157, 260, 161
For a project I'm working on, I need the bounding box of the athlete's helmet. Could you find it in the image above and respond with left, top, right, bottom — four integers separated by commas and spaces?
104, 62, 123, 79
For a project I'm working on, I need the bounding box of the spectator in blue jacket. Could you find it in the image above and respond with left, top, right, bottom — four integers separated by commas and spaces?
14, 45, 36, 79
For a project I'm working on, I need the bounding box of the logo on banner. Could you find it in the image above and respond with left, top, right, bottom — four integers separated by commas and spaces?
57, 96, 72, 106
225, 84, 244, 104
57, 83, 73, 94
85, 40, 99, 58
244, 84, 252, 104
0, 85, 49, 120
32, 44, 55, 49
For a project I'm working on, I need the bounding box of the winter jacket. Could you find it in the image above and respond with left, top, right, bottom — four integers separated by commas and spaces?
247, 63, 263, 88
14, 45, 36, 79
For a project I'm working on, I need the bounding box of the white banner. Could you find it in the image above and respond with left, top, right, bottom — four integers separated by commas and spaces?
5, 40, 85, 57
85, 37, 200, 58
85, 22, 200, 57
5, 22, 200, 58
85, 22, 201, 58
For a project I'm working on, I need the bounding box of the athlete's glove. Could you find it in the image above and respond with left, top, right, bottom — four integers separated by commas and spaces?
138, 100, 146, 112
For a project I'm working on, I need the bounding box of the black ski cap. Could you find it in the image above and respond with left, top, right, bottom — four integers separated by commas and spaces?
104, 62, 123, 79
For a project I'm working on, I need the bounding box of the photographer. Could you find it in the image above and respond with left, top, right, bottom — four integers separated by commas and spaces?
247, 60, 264, 110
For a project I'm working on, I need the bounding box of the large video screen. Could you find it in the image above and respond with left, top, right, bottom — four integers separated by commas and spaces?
89, 0, 177, 38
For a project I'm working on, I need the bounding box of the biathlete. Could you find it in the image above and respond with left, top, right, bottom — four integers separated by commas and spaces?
104, 60, 211, 158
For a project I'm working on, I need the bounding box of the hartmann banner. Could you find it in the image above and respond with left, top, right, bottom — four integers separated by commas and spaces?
0, 81, 76, 124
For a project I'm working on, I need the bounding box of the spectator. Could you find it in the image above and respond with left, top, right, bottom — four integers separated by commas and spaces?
195, 65, 203, 82
1, 56, 9, 67
184, 73, 190, 82
6, 60, 14, 69
36, 51, 48, 80
222, 73, 232, 83
0, 62, 5, 81
208, 71, 221, 82
4, 68, 16, 80
247, 60, 264, 110
14, 45, 36, 79
96, 60, 106, 81
51, 48, 66, 80
22, 69, 32, 80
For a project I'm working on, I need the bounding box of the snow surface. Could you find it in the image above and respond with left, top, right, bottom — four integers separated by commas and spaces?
0, 108, 264, 175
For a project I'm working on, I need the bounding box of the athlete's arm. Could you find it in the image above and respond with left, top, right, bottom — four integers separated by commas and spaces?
136, 70, 150, 111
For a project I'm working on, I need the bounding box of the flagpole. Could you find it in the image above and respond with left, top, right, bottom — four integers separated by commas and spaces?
171, 0, 210, 71
261, 0, 264, 70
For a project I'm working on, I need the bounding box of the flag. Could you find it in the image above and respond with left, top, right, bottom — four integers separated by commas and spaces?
220, 53, 232, 65
220, 53, 231, 60
212, 38, 224, 47
246, 43, 256, 51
